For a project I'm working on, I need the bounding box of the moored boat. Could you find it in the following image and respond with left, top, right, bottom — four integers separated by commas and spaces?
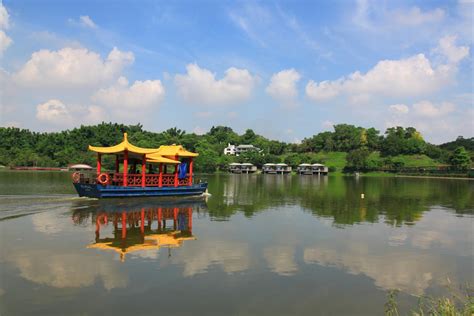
72, 133, 207, 198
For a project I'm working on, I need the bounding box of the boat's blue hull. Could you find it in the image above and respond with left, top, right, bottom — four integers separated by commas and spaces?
73, 182, 208, 198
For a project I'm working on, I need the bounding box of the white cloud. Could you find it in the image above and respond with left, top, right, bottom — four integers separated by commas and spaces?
305, 80, 341, 101
385, 100, 470, 144
434, 35, 470, 64
322, 120, 335, 130
389, 104, 409, 114
92, 76, 165, 111
412, 100, 455, 117
393, 7, 445, 26
263, 246, 298, 276
306, 36, 469, 103
266, 69, 301, 107
14, 47, 134, 88
36, 99, 72, 125
36, 99, 106, 127
91, 77, 165, 118
0, 30, 12, 56
0, 2, 9, 30
174, 63, 257, 105
10, 252, 128, 290
80, 15, 97, 28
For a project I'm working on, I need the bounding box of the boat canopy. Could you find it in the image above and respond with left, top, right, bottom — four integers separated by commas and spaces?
148, 145, 199, 159
263, 163, 276, 166
89, 133, 158, 155
299, 163, 312, 167
147, 156, 180, 164
276, 163, 288, 166
312, 163, 324, 167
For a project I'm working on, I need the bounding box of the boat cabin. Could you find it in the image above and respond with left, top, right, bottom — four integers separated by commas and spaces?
73, 133, 198, 188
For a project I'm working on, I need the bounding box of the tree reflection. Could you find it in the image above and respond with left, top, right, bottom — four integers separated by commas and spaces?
206, 175, 473, 226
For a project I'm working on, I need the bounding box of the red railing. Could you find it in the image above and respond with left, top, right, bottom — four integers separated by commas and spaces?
93, 172, 190, 187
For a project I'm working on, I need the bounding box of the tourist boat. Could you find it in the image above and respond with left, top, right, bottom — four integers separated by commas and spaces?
72, 133, 207, 198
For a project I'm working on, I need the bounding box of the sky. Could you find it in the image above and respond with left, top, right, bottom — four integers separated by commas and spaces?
0, 0, 472, 144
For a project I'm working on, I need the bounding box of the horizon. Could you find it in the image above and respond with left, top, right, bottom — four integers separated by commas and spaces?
0, 0, 473, 144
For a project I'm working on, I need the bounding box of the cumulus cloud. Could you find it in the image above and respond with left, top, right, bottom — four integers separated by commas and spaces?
393, 7, 445, 26
36, 99, 105, 126
14, 47, 134, 88
0, 3, 11, 56
266, 69, 301, 107
434, 35, 470, 64
11, 252, 128, 290
389, 104, 409, 114
306, 80, 341, 101
174, 63, 257, 105
36, 99, 72, 125
263, 246, 298, 276
0, 2, 9, 29
92, 76, 165, 111
306, 36, 469, 103
385, 100, 470, 143
412, 100, 455, 117
79, 15, 97, 28
0, 30, 12, 55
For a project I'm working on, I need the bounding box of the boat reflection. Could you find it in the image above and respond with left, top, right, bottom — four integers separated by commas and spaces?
72, 200, 206, 261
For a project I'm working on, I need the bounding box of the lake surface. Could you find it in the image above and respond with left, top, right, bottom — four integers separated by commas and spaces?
0, 171, 472, 315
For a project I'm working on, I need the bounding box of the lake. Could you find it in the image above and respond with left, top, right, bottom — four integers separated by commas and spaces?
0, 171, 472, 315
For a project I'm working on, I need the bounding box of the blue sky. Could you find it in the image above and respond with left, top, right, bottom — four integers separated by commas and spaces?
0, 0, 472, 144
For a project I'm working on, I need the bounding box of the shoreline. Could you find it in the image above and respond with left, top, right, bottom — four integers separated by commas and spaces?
2, 168, 472, 180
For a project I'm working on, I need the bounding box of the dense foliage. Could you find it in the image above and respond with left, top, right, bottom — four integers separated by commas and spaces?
0, 122, 472, 173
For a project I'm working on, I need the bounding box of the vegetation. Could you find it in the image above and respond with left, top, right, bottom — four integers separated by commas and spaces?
385, 285, 473, 316
0, 123, 472, 174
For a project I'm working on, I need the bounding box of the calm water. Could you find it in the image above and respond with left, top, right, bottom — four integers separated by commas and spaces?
0, 171, 473, 315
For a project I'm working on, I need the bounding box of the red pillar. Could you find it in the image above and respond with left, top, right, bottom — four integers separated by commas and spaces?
141, 155, 146, 188
123, 150, 128, 187
174, 155, 179, 187
189, 158, 193, 185
95, 216, 100, 240
159, 164, 163, 187
173, 207, 178, 230
97, 153, 102, 175
121, 211, 127, 239
158, 207, 162, 230
188, 207, 192, 233
140, 208, 145, 234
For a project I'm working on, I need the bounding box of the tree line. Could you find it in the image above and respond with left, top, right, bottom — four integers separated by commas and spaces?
0, 123, 472, 172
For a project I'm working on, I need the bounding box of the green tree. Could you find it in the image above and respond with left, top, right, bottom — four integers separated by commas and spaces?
450, 146, 471, 170
346, 148, 371, 171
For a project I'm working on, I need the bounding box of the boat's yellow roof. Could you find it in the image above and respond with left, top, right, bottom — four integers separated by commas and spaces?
88, 133, 158, 155
148, 145, 199, 158
147, 156, 179, 164
87, 232, 196, 261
